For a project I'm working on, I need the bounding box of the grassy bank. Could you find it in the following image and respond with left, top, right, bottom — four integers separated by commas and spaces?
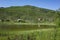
0, 28, 60, 40
0, 23, 60, 40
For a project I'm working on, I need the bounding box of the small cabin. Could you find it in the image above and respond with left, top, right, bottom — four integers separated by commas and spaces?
17, 19, 26, 23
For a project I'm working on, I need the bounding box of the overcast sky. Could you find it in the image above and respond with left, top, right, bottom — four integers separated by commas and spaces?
0, 0, 60, 10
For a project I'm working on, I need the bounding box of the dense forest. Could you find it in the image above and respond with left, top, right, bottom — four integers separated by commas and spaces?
0, 5, 59, 23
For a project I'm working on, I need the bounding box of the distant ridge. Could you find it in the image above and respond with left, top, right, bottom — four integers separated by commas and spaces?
0, 5, 57, 23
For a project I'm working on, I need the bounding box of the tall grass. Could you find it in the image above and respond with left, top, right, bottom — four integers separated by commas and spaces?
0, 28, 60, 40
0, 24, 60, 40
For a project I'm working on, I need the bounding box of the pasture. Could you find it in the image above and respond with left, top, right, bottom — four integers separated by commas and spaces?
0, 23, 60, 40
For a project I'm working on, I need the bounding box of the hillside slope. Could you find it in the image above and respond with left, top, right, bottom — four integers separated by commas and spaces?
0, 5, 57, 23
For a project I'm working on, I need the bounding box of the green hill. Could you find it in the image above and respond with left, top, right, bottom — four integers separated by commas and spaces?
0, 5, 57, 23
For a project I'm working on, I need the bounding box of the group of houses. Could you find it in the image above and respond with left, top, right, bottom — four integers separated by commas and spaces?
0, 18, 26, 23
0, 17, 54, 23
38, 17, 54, 22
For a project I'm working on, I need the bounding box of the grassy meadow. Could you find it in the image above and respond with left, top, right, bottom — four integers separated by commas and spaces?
0, 23, 60, 40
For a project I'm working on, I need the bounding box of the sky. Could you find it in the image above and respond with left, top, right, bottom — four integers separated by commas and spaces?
0, 0, 60, 10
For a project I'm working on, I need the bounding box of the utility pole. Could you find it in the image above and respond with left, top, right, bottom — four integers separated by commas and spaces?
38, 18, 40, 27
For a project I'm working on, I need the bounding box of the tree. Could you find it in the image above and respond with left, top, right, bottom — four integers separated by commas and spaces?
54, 8, 60, 40
56, 8, 60, 26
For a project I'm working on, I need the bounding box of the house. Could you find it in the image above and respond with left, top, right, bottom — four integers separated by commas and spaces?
17, 19, 26, 23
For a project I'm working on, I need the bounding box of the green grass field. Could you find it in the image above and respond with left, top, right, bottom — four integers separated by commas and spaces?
0, 23, 60, 40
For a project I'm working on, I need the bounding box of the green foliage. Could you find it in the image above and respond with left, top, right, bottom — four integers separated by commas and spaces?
0, 28, 60, 40
0, 5, 57, 23
55, 9, 60, 27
